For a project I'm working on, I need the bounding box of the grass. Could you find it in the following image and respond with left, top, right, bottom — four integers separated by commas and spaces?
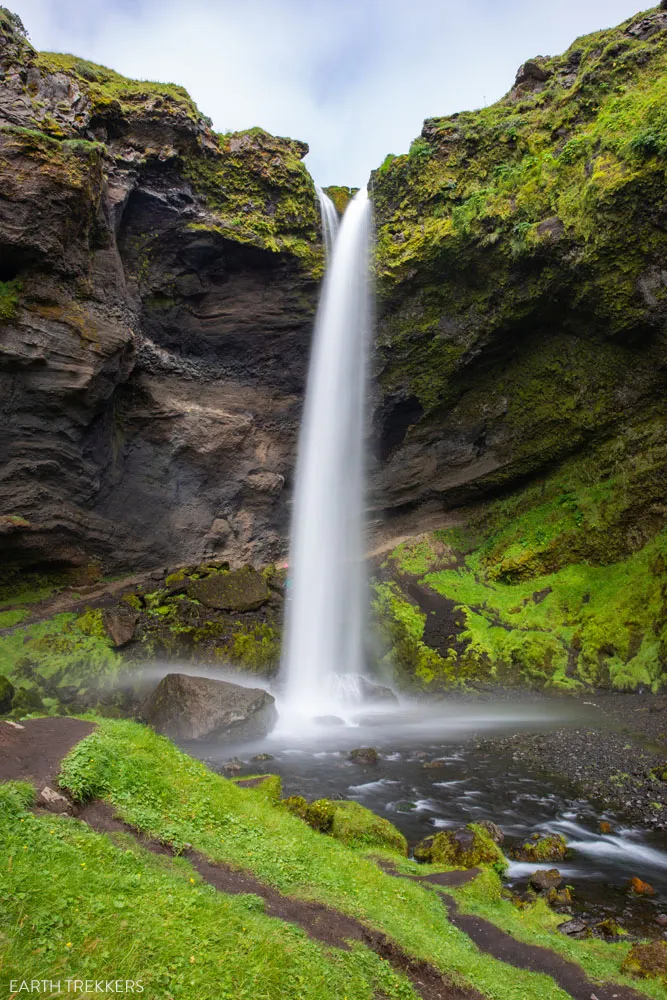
50, 717, 654, 999
0, 782, 420, 1000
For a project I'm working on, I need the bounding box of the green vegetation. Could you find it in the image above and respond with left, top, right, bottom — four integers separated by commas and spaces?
0, 612, 120, 714
322, 185, 359, 215
34, 52, 203, 125
0, 779, 421, 1000
53, 717, 636, 999
0, 277, 21, 321
180, 127, 321, 275
376, 417, 667, 693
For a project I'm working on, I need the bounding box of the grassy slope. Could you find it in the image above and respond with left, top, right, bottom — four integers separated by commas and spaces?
0, 782, 418, 1000
2, 716, 652, 999
375, 439, 667, 692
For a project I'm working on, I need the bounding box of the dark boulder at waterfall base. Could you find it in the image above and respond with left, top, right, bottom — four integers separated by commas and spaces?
143, 673, 278, 741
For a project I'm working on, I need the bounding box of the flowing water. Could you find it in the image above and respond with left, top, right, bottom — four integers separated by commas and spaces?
191, 704, 667, 935
281, 189, 372, 723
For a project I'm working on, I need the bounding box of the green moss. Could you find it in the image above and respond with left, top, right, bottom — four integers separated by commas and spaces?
371, 6, 667, 482
35, 51, 203, 125
180, 128, 321, 276
322, 185, 359, 215
510, 834, 568, 863
377, 413, 667, 693
0, 611, 120, 700
229, 622, 281, 674
414, 824, 506, 870
0, 278, 21, 321
329, 801, 408, 856
0, 608, 27, 628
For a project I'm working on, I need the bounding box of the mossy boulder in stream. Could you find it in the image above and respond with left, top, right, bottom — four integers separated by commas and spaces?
510, 833, 568, 863
414, 823, 506, 869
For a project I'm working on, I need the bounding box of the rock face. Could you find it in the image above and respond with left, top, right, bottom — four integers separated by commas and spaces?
143, 672, 278, 741
0, 9, 321, 577
370, 9, 667, 695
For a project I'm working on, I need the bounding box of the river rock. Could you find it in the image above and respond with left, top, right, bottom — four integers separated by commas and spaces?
143, 673, 277, 741
528, 868, 563, 892
478, 819, 504, 845
355, 676, 398, 704
186, 567, 270, 612
510, 833, 567, 863
558, 918, 589, 938
349, 747, 378, 765
414, 824, 505, 869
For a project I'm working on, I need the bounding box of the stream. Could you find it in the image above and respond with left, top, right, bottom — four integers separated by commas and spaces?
188, 699, 667, 937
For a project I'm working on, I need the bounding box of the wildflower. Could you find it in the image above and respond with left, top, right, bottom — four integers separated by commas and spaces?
66, 942, 72, 949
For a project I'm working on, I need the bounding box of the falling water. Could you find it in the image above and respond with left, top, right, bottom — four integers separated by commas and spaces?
281, 187, 372, 720
315, 184, 340, 258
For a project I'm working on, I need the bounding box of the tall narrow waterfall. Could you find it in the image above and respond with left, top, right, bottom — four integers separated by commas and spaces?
282, 188, 372, 719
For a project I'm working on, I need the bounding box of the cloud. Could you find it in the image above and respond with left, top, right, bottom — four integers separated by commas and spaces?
9, 0, 646, 186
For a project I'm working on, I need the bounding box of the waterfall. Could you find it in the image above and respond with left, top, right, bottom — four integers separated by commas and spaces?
315, 184, 340, 258
281, 187, 372, 720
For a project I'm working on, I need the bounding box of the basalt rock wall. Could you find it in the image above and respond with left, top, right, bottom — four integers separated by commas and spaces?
0, 8, 321, 575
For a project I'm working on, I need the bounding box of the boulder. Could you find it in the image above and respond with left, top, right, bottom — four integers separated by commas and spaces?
621, 940, 667, 981
510, 833, 567, 863
187, 566, 270, 612
628, 876, 655, 895
11, 686, 45, 717
355, 676, 398, 704
349, 747, 378, 765
558, 918, 589, 938
37, 786, 72, 814
103, 605, 139, 647
478, 819, 504, 845
143, 673, 277, 741
0, 674, 15, 714
528, 868, 563, 892
414, 824, 505, 869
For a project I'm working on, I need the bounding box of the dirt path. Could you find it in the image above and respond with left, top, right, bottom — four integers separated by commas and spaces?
383, 863, 646, 1000
0, 716, 94, 786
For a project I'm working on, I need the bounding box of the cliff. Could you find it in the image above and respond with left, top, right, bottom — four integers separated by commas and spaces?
371, 6, 667, 691
0, 7, 321, 577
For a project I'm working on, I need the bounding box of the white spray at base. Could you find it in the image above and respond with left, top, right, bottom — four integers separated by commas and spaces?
280, 187, 372, 724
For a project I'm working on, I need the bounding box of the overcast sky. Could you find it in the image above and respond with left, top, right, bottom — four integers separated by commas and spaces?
9, 0, 647, 187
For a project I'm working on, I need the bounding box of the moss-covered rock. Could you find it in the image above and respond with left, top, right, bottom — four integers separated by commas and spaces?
329, 800, 408, 855
281, 796, 407, 854
510, 834, 568, 864
621, 940, 667, 981
186, 566, 270, 612
414, 824, 506, 869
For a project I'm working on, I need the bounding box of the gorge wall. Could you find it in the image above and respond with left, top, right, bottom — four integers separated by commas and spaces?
0, 5, 666, 695
0, 7, 321, 576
